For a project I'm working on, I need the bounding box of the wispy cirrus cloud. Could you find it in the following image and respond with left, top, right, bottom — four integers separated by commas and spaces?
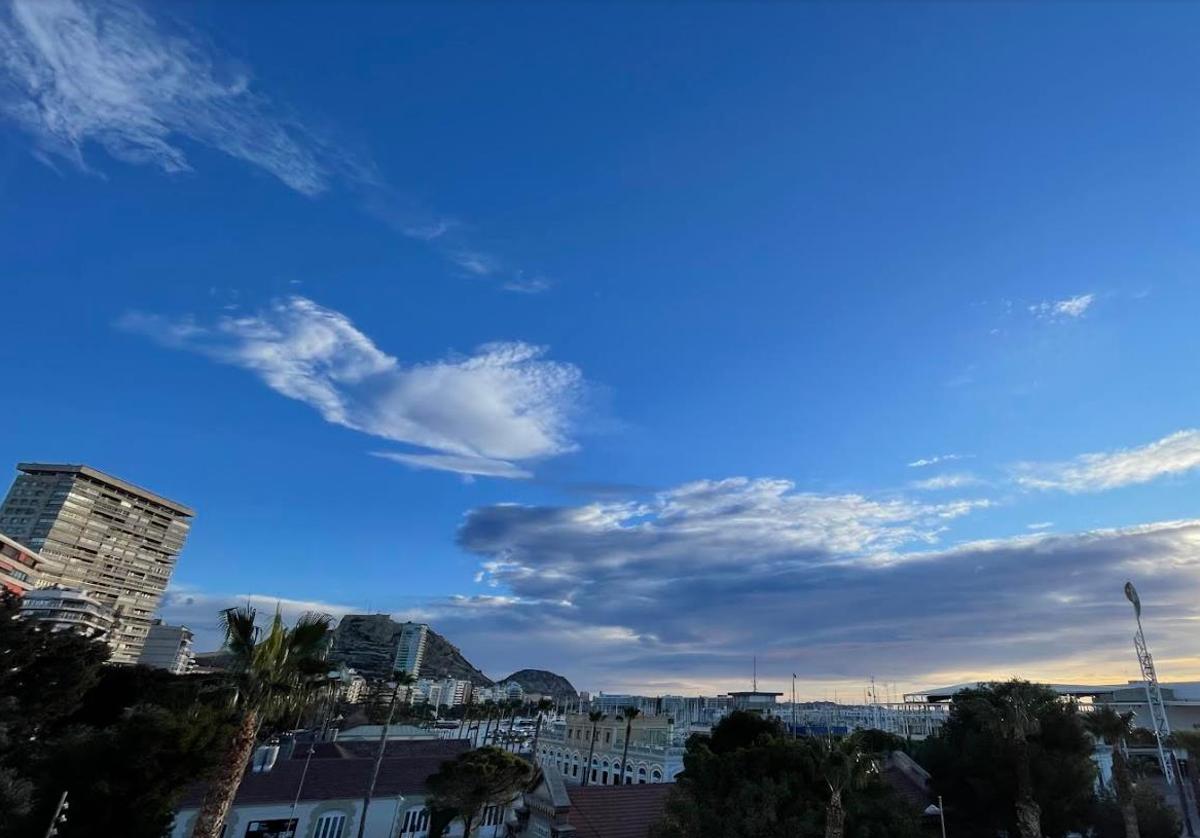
910, 472, 982, 491
907, 453, 968, 468
0, 0, 548, 292
1014, 429, 1200, 493
119, 296, 585, 477
0, 0, 329, 194
1030, 292, 1095, 321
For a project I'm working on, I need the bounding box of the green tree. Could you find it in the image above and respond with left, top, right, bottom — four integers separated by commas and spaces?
1086, 707, 1140, 838
191, 605, 333, 838
582, 710, 605, 787
653, 712, 919, 838
619, 706, 641, 784
919, 680, 1095, 838
0, 593, 110, 743
21, 704, 236, 838
1090, 786, 1182, 838
426, 746, 533, 837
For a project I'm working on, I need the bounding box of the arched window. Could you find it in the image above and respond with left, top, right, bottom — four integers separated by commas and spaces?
651, 768, 663, 783
638, 766, 647, 784
314, 812, 347, 838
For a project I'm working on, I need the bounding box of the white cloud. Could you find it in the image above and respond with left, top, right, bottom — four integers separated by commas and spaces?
1029, 293, 1095, 321
0, 0, 549, 293
158, 587, 358, 652
456, 483, 1200, 689
1014, 429, 1200, 493
1027, 521, 1054, 530
121, 296, 585, 477
910, 472, 982, 491
907, 453, 968, 468
0, 0, 328, 194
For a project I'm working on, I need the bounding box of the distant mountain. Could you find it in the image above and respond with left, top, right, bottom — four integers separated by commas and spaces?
500, 669, 578, 699
422, 629, 493, 686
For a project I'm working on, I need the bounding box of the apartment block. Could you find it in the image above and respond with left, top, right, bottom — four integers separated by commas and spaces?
0, 532, 42, 595
0, 463, 194, 664
138, 619, 196, 673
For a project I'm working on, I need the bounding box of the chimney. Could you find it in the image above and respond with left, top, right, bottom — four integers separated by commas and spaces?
251, 743, 280, 773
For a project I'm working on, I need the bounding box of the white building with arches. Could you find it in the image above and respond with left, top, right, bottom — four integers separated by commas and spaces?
534, 713, 684, 787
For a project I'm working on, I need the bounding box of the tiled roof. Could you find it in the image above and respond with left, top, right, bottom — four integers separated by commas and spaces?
566, 784, 672, 838
179, 739, 471, 808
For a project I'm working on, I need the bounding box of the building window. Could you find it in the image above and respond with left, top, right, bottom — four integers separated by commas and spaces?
652, 769, 662, 783
313, 813, 347, 838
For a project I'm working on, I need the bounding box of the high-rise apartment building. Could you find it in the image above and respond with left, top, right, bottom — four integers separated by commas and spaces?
0, 463, 194, 664
396, 621, 428, 677
330, 615, 430, 680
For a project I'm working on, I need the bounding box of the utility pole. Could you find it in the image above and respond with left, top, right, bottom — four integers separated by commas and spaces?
1125, 581, 1195, 837
358, 678, 402, 838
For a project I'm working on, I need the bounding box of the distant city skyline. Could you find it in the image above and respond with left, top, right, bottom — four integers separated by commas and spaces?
2, 0, 1200, 695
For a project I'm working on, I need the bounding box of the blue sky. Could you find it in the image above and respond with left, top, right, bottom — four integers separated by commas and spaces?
3, 0, 1200, 696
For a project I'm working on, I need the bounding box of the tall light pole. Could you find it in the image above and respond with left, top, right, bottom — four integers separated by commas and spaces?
791, 673, 798, 738
1124, 581, 1195, 836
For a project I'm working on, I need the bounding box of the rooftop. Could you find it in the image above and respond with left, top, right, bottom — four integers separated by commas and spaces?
567, 783, 672, 838
179, 738, 471, 808
17, 462, 195, 517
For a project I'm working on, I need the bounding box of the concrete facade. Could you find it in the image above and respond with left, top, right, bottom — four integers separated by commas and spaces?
0, 463, 193, 664
138, 619, 195, 673
535, 713, 683, 787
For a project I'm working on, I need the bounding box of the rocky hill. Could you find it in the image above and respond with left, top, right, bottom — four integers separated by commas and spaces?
500, 668, 578, 699
422, 629, 493, 686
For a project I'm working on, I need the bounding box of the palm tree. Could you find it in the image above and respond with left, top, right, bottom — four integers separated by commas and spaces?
619, 706, 641, 785
478, 699, 495, 747
985, 681, 1046, 838
192, 606, 333, 838
506, 698, 522, 751
582, 711, 605, 787
820, 738, 870, 838
530, 698, 554, 760
1086, 707, 1140, 838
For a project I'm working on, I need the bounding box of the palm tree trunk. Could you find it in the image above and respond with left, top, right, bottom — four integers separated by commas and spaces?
583, 725, 597, 787
620, 720, 632, 785
192, 708, 258, 838
824, 791, 845, 838
1013, 741, 1042, 838
462, 813, 476, 838
1113, 751, 1141, 838
532, 715, 544, 761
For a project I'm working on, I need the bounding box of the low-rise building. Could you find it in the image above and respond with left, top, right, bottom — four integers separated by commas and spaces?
137, 619, 195, 673
0, 532, 42, 595
535, 712, 684, 786
19, 584, 115, 639
172, 739, 510, 838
